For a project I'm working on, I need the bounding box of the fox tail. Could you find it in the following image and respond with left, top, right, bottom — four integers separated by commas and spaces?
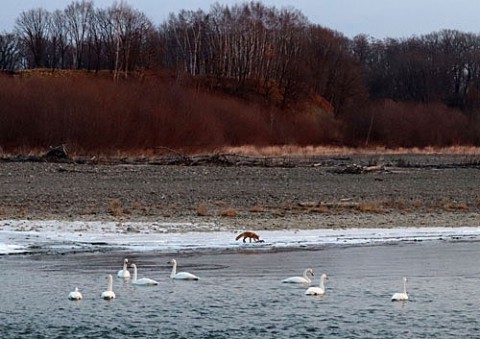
235, 233, 244, 241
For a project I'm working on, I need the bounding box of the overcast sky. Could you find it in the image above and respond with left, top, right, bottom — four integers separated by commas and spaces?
1, 0, 479, 39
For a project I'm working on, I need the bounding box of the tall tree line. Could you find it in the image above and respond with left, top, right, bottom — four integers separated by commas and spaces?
0, 1, 361, 111
4, 1, 155, 74
352, 30, 480, 115
1, 0, 480, 144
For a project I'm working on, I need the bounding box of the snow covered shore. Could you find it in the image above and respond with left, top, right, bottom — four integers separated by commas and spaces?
1, 219, 480, 255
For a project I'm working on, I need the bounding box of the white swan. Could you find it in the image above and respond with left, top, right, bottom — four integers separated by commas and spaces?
117, 258, 131, 279
391, 277, 409, 301
68, 287, 83, 300
282, 268, 314, 284
131, 263, 159, 285
101, 274, 116, 300
169, 259, 199, 280
305, 273, 328, 296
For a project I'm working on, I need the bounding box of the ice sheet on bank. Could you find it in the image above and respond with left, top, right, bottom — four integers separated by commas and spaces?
1, 220, 480, 255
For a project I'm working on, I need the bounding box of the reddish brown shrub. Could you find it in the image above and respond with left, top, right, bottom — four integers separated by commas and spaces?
3, 71, 474, 153
0, 72, 343, 153
347, 100, 471, 147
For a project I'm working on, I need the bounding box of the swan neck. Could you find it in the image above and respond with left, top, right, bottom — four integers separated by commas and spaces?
319, 276, 325, 289
303, 269, 312, 283
170, 262, 177, 278
123, 261, 128, 272
403, 280, 407, 294
108, 275, 113, 291
133, 265, 137, 281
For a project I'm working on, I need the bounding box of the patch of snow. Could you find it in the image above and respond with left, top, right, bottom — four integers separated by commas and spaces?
1, 220, 480, 255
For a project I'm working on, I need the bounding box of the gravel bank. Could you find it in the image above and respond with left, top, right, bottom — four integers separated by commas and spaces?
1, 155, 479, 231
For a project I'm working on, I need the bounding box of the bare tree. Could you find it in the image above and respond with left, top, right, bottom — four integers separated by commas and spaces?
15, 8, 51, 68
90, 7, 116, 71
107, 2, 154, 80
0, 33, 20, 70
64, 0, 94, 69
49, 9, 69, 69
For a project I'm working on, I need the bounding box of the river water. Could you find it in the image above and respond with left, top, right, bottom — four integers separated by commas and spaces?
1, 240, 480, 338
0, 241, 480, 338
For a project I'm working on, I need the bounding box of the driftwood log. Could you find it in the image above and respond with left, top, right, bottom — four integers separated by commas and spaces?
43, 144, 69, 162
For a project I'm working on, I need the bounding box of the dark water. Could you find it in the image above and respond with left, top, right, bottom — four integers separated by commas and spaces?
2, 241, 480, 338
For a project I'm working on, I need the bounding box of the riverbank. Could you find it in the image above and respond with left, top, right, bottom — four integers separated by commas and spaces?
0, 153, 479, 232
2, 219, 480, 255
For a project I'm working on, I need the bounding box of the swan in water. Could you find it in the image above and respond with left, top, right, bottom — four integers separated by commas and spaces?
131, 263, 159, 285
168, 259, 199, 280
305, 273, 328, 296
117, 258, 131, 279
282, 268, 314, 284
391, 277, 409, 301
68, 287, 83, 301
101, 274, 116, 300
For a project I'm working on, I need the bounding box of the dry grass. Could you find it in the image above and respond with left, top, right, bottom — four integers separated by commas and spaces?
352, 198, 476, 213
2, 143, 480, 161
108, 198, 123, 217
131, 201, 143, 211
218, 208, 239, 217
412, 199, 424, 208
357, 201, 385, 213
219, 145, 480, 157
249, 204, 266, 213
130, 200, 150, 214
439, 199, 469, 211
196, 203, 210, 216
269, 197, 480, 215
86, 204, 98, 215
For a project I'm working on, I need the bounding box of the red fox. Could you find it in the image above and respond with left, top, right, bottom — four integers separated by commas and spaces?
235, 231, 264, 243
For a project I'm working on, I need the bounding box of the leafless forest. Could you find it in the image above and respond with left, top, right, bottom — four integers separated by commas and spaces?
0, 1, 479, 153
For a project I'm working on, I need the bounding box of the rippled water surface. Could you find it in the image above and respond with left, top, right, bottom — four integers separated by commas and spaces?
2, 241, 480, 338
